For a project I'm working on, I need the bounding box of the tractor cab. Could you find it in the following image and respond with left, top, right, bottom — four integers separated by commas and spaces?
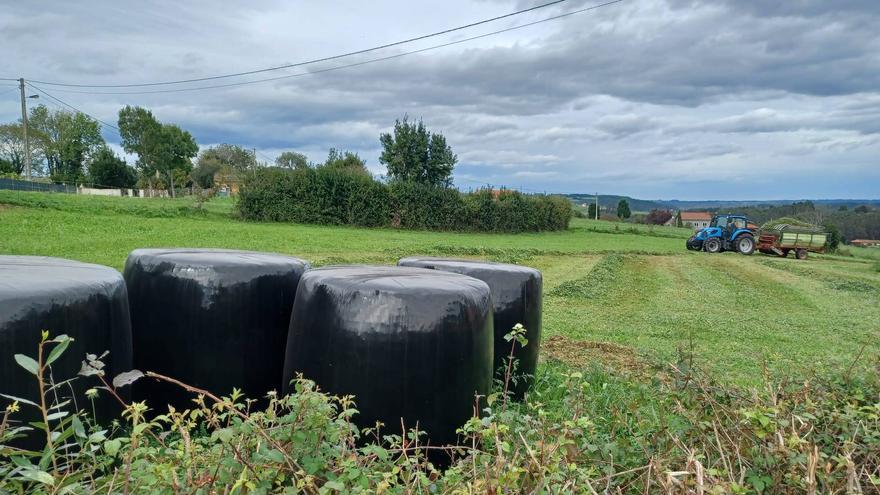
686, 214, 756, 255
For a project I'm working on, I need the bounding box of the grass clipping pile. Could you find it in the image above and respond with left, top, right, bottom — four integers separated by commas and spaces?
760, 216, 822, 233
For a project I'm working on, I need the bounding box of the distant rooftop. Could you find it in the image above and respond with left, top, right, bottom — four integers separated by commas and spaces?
680, 211, 712, 221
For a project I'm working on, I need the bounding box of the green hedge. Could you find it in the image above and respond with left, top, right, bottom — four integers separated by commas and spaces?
237, 168, 571, 232
237, 167, 389, 227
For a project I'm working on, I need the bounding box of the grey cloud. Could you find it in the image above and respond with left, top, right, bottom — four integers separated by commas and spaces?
1, 0, 878, 198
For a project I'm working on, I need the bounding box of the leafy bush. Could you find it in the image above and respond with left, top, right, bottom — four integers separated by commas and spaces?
3, 332, 879, 494
238, 169, 571, 232
237, 167, 390, 227
388, 180, 468, 230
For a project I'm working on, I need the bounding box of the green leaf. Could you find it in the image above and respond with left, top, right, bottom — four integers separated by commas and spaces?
20, 469, 54, 486
0, 393, 39, 408
112, 370, 144, 388
323, 481, 345, 491
14, 354, 39, 375
46, 339, 71, 366
46, 411, 69, 421
103, 439, 121, 456
72, 415, 87, 439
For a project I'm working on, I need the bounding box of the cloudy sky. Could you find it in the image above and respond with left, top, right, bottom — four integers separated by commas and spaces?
1, 0, 878, 200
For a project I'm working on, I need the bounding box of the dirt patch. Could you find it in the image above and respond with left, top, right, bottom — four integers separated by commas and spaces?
541, 334, 648, 374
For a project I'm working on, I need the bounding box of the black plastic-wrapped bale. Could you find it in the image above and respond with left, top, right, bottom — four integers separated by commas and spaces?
0, 256, 133, 447
397, 257, 542, 399
123, 249, 309, 410
282, 266, 493, 446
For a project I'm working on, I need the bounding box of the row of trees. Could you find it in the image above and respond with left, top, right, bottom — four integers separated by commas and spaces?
2, 107, 459, 200
0, 106, 108, 184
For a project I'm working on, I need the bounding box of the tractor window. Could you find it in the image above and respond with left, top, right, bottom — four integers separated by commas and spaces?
731, 218, 745, 229
711, 215, 727, 228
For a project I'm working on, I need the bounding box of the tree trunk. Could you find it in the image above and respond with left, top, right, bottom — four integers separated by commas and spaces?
168, 171, 176, 198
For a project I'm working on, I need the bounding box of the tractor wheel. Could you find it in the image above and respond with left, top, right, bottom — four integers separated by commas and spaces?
796, 249, 808, 260
704, 238, 722, 253
736, 234, 755, 255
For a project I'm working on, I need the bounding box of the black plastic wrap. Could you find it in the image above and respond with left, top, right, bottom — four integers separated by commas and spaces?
397, 257, 542, 399
0, 256, 133, 447
123, 249, 310, 411
282, 266, 493, 446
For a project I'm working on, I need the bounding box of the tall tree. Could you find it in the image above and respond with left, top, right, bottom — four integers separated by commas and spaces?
587, 203, 597, 219
87, 146, 136, 188
379, 116, 456, 186
0, 124, 28, 175
275, 151, 310, 170
118, 106, 198, 197
28, 104, 104, 183
617, 199, 632, 219
199, 144, 255, 173
321, 148, 369, 175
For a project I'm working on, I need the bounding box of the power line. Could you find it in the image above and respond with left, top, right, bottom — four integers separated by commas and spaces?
25, 0, 587, 89
33, 0, 625, 96
25, 82, 121, 135
256, 150, 275, 164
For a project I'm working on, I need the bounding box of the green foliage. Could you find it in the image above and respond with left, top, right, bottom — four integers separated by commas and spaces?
321, 148, 369, 175
379, 116, 456, 186
275, 150, 310, 170
587, 202, 597, 219
388, 180, 468, 230
190, 159, 222, 189
28, 104, 104, 183
198, 143, 255, 173
86, 147, 136, 188
2, 333, 878, 494
117, 106, 198, 194
824, 222, 842, 251
617, 199, 631, 219
0, 124, 27, 175
237, 166, 390, 227
238, 169, 571, 233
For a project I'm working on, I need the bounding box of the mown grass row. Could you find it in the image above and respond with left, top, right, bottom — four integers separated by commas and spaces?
545, 252, 880, 384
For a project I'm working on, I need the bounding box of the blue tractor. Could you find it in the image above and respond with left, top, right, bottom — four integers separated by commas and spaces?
686, 214, 756, 255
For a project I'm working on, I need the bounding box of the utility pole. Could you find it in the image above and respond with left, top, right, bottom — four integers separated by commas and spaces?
19, 78, 32, 181
594, 192, 599, 220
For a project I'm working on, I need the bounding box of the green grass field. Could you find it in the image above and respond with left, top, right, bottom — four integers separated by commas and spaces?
1, 190, 878, 384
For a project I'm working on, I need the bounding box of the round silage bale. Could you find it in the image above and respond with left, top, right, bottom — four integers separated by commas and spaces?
0, 256, 133, 447
397, 257, 542, 399
282, 265, 493, 447
123, 249, 309, 411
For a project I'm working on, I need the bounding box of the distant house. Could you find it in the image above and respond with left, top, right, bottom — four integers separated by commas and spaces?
214, 171, 241, 196
851, 239, 880, 248
679, 211, 713, 229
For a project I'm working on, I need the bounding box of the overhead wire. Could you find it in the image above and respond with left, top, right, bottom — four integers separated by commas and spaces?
25, 82, 121, 136
24, 0, 588, 89
32, 0, 625, 96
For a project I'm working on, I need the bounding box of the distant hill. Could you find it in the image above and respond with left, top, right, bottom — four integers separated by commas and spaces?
564, 195, 880, 212
565, 194, 665, 212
